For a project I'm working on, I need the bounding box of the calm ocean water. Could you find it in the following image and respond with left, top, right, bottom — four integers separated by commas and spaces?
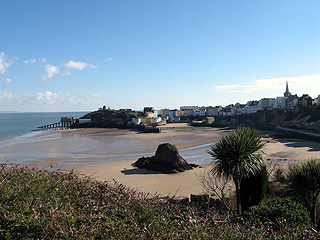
0, 112, 89, 143
0, 112, 220, 169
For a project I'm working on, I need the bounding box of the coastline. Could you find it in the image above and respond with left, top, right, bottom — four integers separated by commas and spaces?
75, 133, 320, 197
0, 123, 230, 169
1, 123, 320, 197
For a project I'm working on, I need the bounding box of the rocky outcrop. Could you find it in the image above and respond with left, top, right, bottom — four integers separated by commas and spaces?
213, 106, 320, 132
135, 143, 198, 174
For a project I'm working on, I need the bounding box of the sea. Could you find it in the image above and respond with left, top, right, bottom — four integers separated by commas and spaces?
0, 111, 218, 169
0, 112, 88, 143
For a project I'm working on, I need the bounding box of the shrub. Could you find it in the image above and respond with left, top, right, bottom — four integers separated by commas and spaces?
247, 197, 311, 227
0, 164, 318, 239
0, 164, 235, 239
285, 159, 320, 225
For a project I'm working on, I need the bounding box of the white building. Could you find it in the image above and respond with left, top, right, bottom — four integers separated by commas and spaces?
192, 107, 206, 117
151, 117, 162, 124
273, 97, 286, 109
130, 118, 141, 125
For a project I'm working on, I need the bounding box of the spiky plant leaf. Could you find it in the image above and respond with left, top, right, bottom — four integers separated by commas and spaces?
208, 126, 265, 214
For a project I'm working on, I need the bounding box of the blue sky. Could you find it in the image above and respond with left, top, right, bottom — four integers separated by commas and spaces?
1, 1, 320, 112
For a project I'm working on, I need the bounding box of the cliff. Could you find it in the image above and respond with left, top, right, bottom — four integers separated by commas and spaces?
213, 106, 320, 133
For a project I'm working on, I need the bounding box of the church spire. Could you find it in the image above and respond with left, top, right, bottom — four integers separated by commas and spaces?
284, 81, 291, 97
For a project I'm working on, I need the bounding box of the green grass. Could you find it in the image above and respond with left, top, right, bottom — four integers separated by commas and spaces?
0, 163, 318, 239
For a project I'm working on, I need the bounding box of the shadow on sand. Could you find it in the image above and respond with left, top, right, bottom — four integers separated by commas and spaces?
121, 168, 163, 175
275, 138, 320, 152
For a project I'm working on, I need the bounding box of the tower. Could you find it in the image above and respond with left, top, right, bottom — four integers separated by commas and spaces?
284, 81, 291, 98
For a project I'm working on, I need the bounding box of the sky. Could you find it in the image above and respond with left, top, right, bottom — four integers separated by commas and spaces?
1, 1, 320, 112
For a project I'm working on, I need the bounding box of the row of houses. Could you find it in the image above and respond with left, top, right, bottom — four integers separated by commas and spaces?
115, 82, 320, 125
157, 83, 320, 118
156, 96, 319, 119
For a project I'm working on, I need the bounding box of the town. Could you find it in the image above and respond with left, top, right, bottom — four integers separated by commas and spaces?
39, 82, 320, 133
106, 82, 320, 126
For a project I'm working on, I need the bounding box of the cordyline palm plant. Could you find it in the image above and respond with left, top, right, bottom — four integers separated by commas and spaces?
285, 159, 320, 226
208, 126, 265, 215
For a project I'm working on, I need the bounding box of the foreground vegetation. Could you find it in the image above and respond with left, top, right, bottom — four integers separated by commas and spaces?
0, 163, 318, 239
209, 126, 265, 214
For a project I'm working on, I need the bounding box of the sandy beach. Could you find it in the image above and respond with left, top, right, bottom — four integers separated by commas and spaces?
1, 123, 320, 198
0, 123, 231, 168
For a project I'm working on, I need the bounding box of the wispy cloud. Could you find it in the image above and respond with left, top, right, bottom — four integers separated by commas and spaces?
61, 60, 97, 76
24, 59, 37, 65
105, 57, 113, 62
4, 78, 12, 85
39, 60, 97, 81
0, 90, 15, 102
0, 52, 14, 74
0, 89, 102, 107
24, 58, 46, 65
39, 64, 60, 81
1, 78, 13, 90
214, 74, 320, 97
34, 91, 58, 104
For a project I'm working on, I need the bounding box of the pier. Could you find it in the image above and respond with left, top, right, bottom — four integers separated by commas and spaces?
37, 117, 77, 130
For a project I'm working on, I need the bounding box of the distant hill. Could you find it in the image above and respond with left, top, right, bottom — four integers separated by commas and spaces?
81, 109, 143, 128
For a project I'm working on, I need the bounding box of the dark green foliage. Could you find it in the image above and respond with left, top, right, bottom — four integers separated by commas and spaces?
285, 159, 320, 225
81, 109, 143, 128
209, 126, 265, 214
0, 164, 317, 239
248, 197, 311, 227
275, 168, 285, 182
0, 164, 237, 239
240, 164, 268, 212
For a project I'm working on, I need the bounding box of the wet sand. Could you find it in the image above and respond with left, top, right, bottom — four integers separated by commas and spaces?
1, 123, 320, 197
75, 134, 320, 197
0, 123, 231, 169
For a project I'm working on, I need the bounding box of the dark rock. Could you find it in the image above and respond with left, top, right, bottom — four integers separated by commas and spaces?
134, 156, 152, 168
134, 143, 197, 174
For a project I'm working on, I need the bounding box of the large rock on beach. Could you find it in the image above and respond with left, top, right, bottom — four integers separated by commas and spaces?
135, 143, 197, 174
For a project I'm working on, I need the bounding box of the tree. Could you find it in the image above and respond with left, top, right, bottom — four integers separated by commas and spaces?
208, 126, 265, 214
285, 159, 320, 226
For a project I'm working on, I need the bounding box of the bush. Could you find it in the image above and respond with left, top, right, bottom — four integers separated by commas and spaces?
0, 164, 235, 239
0, 164, 318, 239
285, 159, 320, 226
247, 197, 311, 227
240, 164, 268, 212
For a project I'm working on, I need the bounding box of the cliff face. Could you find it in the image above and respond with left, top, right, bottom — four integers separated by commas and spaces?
213, 106, 320, 132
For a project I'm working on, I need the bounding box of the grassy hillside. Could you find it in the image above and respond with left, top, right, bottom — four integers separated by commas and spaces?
81, 109, 143, 128
0, 163, 317, 239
